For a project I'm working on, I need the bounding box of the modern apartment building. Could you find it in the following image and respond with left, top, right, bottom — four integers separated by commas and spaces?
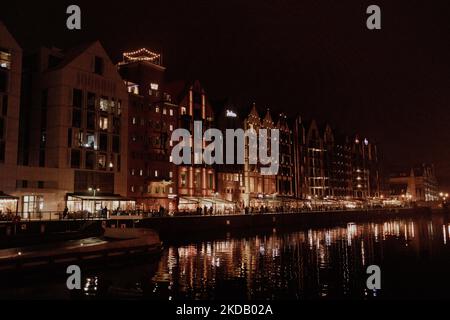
0, 21, 22, 213
16, 41, 129, 217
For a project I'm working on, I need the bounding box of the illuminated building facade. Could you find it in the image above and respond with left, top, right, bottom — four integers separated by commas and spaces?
304, 120, 329, 198
295, 118, 380, 200
275, 113, 295, 199
0, 21, 22, 197
173, 81, 217, 211
214, 103, 245, 208
118, 49, 178, 212
351, 135, 381, 198
243, 104, 277, 208
389, 164, 439, 202
15, 41, 129, 217
0, 21, 22, 214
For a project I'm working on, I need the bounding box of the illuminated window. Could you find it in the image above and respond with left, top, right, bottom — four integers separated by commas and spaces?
86, 133, 95, 149
99, 116, 108, 130
139, 169, 143, 176
98, 154, 106, 170
155, 170, 158, 177
99, 97, 109, 112
169, 125, 174, 131
132, 117, 136, 125
117, 100, 122, 116
22, 195, 44, 216
181, 107, 187, 115
0, 48, 11, 70
169, 109, 174, 116
109, 100, 116, 113
150, 83, 159, 91
131, 186, 135, 193
163, 108, 167, 115
169, 171, 173, 178
127, 83, 139, 94
181, 173, 187, 187
169, 187, 173, 194
155, 106, 160, 113
131, 169, 135, 176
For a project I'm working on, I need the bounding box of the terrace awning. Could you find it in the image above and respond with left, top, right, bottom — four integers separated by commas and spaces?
0, 192, 19, 200
180, 197, 235, 205
66, 193, 134, 201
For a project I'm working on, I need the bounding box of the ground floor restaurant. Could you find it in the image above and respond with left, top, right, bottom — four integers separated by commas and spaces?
135, 196, 178, 214
66, 194, 136, 218
0, 192, 19, 218
178, 197, 238, 215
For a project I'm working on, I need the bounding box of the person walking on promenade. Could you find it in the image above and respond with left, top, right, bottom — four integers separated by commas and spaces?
102, 206, 108, 218
63, 206, 69, 219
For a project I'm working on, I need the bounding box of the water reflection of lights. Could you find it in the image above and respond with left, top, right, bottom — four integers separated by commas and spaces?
441, 224, 450, 245
150, 219, 428, 300
443, 225, 447, 245
259, 245, 265, 255
84, 277, 99, 296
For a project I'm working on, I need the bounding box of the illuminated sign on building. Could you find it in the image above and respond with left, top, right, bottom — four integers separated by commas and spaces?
226, 110, 237, 118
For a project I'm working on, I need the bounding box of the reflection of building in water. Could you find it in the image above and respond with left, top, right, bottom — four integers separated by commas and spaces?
150, 220, 420, 299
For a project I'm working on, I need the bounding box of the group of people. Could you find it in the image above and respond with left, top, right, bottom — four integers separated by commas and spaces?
0, 209, 20, 222
61, 206, 109, 219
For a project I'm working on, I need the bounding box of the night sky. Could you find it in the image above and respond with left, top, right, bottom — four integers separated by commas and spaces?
1, 0, 449, 189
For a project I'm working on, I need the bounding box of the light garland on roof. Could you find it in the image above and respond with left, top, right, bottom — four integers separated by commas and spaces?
122, 48, 161, 64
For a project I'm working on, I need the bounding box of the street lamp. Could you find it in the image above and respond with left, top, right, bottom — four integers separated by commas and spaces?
88, 187, 100, 197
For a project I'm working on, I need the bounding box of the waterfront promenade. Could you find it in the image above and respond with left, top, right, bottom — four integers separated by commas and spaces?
140, 207, 436, 239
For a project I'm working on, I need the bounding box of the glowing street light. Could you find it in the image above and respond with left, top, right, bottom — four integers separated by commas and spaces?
88, 187, 100, 197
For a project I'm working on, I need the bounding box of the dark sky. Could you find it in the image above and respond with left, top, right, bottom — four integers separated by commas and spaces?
2, 0, 450, 189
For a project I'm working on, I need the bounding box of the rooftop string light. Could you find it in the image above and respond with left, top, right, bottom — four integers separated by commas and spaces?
120, 48, 162, 65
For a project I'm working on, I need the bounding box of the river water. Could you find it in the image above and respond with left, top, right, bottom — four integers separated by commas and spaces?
3, 215, 450, 300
